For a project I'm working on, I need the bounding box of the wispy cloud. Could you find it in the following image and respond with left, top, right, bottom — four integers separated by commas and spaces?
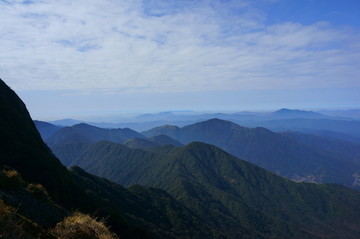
0, 0, 359, 93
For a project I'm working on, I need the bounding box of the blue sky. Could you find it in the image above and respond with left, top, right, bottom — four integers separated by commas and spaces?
0, 0, 359, 120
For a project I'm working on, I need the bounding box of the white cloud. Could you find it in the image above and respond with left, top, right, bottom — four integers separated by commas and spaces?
0, 0, 359, 93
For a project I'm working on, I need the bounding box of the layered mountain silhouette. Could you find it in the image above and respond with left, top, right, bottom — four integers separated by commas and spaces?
53, 139, 360, 238
149, 135, 183, 147
34, 120, 62, 140
123, 135, 183, 149
143, 118, 360, 188
270, 108, 328, 119
45, 123, 145, 147
239, 118, 360, 139
0, 79, 216, 238
2, 78, 360, 238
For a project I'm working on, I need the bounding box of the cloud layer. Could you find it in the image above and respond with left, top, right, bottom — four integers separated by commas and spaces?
1, 0, 359, 93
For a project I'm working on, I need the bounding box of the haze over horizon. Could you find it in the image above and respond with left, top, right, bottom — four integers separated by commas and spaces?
1, 0, 359, 120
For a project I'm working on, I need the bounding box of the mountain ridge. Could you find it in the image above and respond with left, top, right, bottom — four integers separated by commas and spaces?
143, 118, 360, 188
0, 79, 222, 238
58, 139, 360, 238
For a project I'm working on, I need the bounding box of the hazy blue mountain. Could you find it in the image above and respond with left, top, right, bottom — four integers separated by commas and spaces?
0, 79, 223, 238
46, 123, 145, 147
3, 76, 360, 238
143, 118, 360, 188
271, 108, 328, 119
58, 140, 360, 238
281, 131, 360, 163
301, 129, 360, 144
43, 108, 353, 133
135, 109, 330, 123
49, 118, 85, 126
34, 120, 62, 140
319, 109, 360, 120
237, 118, 360, 138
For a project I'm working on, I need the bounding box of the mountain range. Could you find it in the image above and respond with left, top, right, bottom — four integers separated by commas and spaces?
38, 116, 360, 189
50, 139, 360, 238
2, 78, 360, 238
0, 79, 213, 238
143, 118, 360, 188
45, 123, 145, 148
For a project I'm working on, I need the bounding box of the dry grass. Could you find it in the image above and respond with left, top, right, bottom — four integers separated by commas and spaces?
26, 183, 50, 200
51, 212, 119, 239
0, 169, 25, 188
0, 200, 27, 238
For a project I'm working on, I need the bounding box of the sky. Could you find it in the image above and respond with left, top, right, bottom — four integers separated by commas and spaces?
0, 0, 359, 121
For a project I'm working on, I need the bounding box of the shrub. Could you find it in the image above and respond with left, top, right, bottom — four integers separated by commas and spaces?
26, 183, 50, 200
51, 212, 119, 239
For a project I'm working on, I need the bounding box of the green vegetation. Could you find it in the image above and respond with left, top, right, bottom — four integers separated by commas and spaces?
143, 118, 360, 188
1, 78, 360, 239
0, 79, 219, 238
62, 140, 360, 238
123, 137, 158, 149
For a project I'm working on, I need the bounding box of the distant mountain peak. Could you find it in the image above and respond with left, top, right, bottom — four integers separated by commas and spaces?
275, 108, 311, 114
272, 108, 327, 119
73, 122, 100, 129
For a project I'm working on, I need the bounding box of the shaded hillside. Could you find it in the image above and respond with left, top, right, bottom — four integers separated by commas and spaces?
149, 135, 183, 147
123, 137, 159, 149
0, 79, 84, 207
301, 129, 360, 144
46, 123, 145, 147
60, 140, 360, 239
70, 166, 215, 239
282, 131, 360, 163
143, 118, 360, 188
0, 79, 228, 238
123, 135, 183, 149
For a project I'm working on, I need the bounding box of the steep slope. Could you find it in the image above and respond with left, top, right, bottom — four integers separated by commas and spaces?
46, 123, 145, 147
0, 79, 84, 207
64, 140, 360, 239
143, 118, 360, 188
0, 79, 226, 238
70, 166, 215, 239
